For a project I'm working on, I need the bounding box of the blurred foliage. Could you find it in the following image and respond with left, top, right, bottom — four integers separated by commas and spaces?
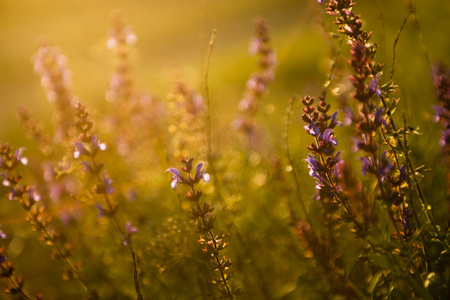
0, 0, 449, 299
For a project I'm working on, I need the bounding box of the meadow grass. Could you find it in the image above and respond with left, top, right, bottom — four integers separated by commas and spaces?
0, 1, 449, 299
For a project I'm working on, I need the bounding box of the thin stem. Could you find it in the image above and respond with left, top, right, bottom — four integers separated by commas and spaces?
321, 37, 344, 100
8, 181, 98, 298
204, 28, 216, 163
91, 156, 144, 300
192, 185, 234, 299
390, 9, 413, 81
202, 29, 225, 205
284, 96, 311, 224
7, 277, 31, 300
401, 113, 430, 270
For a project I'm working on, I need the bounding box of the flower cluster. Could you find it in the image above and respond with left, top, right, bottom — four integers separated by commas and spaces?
0, 143, 97, 298
105, 10, 161, 164
432, 63, 450, 156
166, 158, 241, 299
326, 0, 412, 221
73, 102, 114, 199
33, 39, 77, 143
233, 17, 277, 134
322, 1, 450, 298
166, 82, 208, 161
17, 105, 55, 157
302, 96, 342, 197
73, 102, 142, 299
106, 9, 137, 103
301, 95, 378, 239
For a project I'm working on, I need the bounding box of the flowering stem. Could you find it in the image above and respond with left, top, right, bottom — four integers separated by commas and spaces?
380, 96, 446, 245
6, 276, 31, 300
91, 155, 143, 300
313, 137, 364, 232
191, 185, 234, 299
0, 156, 97, 299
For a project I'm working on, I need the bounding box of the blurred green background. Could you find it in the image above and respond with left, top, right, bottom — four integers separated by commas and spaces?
1, 0, 448, 143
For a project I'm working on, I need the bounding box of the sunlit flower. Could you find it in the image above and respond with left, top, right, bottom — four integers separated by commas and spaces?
165, 168, 185, 188
194, 162, 210, 183
322, 128, 338, 146
103, 172, 114, 195
304, 122, 320, 137
95, 203, 105, 218
74, 142, 86, 159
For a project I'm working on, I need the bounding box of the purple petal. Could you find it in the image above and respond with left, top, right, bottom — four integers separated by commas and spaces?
166, 168, 182, 180
95, 203, 105, 218
103, 172, 114, 195
125, 221, 138, 234
196, 162, 204, 176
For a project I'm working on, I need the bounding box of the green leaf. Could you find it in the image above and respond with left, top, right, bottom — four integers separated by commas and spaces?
368, 271, 384, 294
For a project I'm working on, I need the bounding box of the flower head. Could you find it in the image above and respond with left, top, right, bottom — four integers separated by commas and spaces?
103, 172, 114, 195
165, 168, 185, 188
322, 128, 338, 146
194, 162, 210, 183
304, 122, 320, 137
95, 203, 105, 218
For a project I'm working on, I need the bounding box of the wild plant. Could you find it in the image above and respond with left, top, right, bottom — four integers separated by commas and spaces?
290, 0, 450, 299
232, 16, 277, 146
166, 158, 241, 299
0, 1, 448, 299
0, 143, 98, 298
72, 102, 143, 299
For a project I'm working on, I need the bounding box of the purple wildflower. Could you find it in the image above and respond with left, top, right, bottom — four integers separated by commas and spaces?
0, 228, 6, 240
399, 165, 407, 181
433, 105, 446, 122
194, 162, 210, 183
1, 173, 10, 187
92, 135, 107, 151
95, 203, 105, 218
125, 221, 138, 234
165, 168, 185, 188
103, 172, 114, 195
123, 221, 138, 246
360, 156, 373, 176
81, 161, 93, 173
74, 142, 86, 159
14, 148, 28, 165
329, 112, 343, 128
304, 122, 320, 137
29, 188, 41, 202
322, 129, 338, 146
374, 108, 387, 127
304, 155, 325, 189
369, 78, 383, 98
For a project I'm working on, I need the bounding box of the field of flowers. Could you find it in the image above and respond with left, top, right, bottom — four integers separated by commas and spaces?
0, 0, 449, 299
